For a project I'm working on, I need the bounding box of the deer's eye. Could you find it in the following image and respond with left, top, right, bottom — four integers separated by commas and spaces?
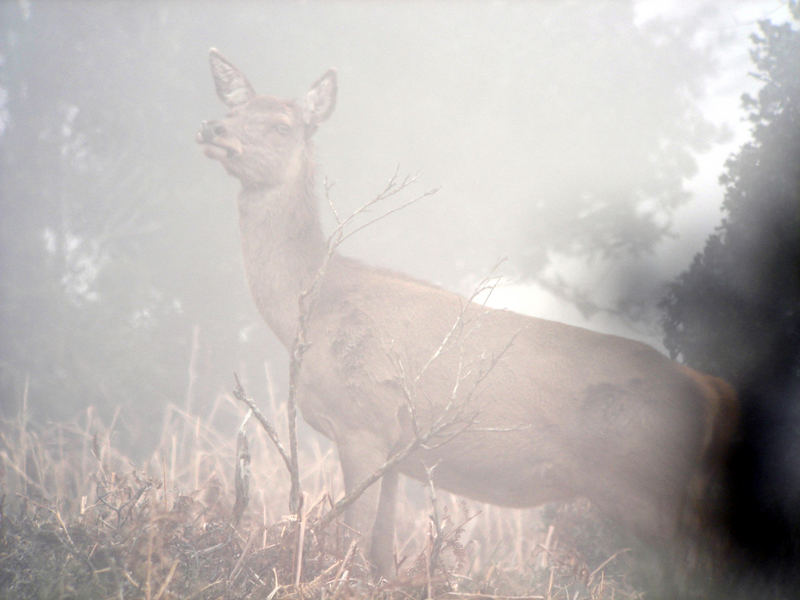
274, 123, 291, 135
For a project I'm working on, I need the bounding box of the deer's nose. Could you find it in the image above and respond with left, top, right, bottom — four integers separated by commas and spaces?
199, 120, 226, 142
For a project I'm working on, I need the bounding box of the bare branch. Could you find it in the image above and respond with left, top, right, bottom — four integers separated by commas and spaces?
339, 186, 439, 245
232, 374, 292, 473
414, 304, 465, 385
246, 166, 511, 542
318, 305, 518, 531
316, 436, 419, 530
269, 169, 439, 520
587, 547, 631, 587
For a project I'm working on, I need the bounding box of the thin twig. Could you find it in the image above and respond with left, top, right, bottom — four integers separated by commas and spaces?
232, 374, 292, 473
286, 170, 438, 521
339, 187, 439, 245
316, 436, 420, 530
587, 547, 631, 586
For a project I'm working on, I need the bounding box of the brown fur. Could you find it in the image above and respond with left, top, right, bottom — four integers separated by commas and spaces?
198, 49, 738, 576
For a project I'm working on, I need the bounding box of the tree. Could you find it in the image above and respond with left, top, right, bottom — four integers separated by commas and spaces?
661, 3, 800, 587
662, 6, 800, 386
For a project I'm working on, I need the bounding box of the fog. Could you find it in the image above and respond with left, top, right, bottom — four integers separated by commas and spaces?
1, 1, 799, 595
0, 0, 788, 439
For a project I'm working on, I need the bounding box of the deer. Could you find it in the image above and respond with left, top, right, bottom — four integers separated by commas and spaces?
197, 48, 738, 577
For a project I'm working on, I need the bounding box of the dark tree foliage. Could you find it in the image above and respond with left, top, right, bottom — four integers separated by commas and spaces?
662, 8, 800, 386
662, 3, 800, 587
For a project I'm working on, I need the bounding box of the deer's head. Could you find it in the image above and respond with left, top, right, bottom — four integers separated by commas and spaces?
198, 49, 337, 189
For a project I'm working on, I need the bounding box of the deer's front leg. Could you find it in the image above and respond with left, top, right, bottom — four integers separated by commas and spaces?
337, 433, 397, 578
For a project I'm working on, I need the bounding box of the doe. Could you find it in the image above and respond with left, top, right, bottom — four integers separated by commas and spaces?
197, 49, 737, 576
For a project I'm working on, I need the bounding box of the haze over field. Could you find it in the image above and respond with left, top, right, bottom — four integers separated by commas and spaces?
0, 0, 794, 447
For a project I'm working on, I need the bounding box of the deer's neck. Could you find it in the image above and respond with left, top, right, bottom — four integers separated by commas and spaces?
237, 174, 327, 348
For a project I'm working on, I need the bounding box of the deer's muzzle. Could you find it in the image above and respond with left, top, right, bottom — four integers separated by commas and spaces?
197, 120, 243, 158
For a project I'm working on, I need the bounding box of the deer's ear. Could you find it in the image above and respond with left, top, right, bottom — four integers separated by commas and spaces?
209, 48, 255, 108
303, 69, 337, 131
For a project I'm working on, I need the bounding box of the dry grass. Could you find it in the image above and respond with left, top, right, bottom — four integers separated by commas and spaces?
0, 386, 657, 600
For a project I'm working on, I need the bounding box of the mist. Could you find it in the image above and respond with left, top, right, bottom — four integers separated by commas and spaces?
1, 1, 798, 596
1, 0, 780, 424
